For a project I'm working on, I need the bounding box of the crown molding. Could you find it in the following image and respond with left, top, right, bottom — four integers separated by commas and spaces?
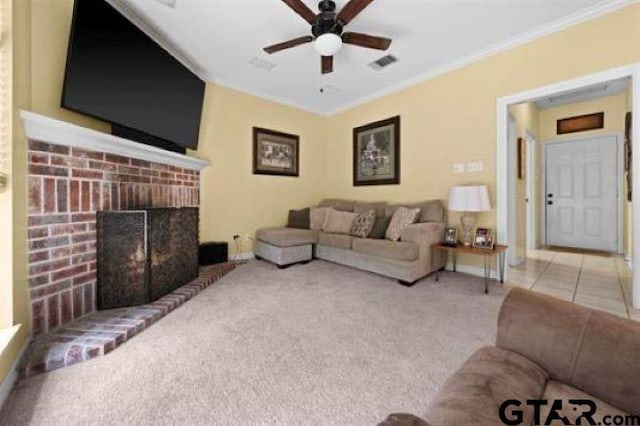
324, 0, 639, 115
107, 0, 637, 116
20, 111, 209, 171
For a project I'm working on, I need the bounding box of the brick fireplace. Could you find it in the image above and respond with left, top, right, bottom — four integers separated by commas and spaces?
22, 112, 208, 335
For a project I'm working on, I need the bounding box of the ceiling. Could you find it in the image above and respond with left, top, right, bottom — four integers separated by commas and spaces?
110, 0, 631, 115
533, 77, 630, 109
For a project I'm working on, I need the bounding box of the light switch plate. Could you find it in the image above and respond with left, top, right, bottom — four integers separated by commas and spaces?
452, 163, 464, 174
467, 161, 484, 173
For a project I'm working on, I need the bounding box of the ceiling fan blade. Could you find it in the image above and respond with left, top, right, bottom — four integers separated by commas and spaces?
337, 0, 374, 25
263, 36, 313, 54
281, 0, 316, 24
321, 56, 333, 74
342, 32, 391, 50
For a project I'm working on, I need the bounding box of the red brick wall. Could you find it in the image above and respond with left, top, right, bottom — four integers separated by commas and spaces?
27, 140, 200, 335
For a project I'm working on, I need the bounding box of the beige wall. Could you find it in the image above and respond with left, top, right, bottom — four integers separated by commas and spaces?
538, 93, 628, 142
195, 84, 327, 254
509, 102, 539, 259
325, 4, 640, 268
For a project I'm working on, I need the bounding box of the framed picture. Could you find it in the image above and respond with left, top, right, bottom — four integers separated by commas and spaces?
473, 228, 494, 249
443, 227, 458, 246
253, 127, 299, 177
625, 112, 632, 201
353, 116, 400, 186
517, 137, 525, 180
557, 112, 604, 135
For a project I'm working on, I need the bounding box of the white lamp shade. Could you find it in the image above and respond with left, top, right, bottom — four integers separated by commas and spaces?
448, 185, 491, 212
314, 33, 342, 56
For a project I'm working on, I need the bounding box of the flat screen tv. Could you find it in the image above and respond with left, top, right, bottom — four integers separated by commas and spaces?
62, 0, 205, 152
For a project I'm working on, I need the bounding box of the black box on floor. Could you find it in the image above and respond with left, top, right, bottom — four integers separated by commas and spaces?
199, 242, 228, 265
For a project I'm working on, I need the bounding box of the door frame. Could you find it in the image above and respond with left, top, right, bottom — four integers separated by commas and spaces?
540, 133, 624, 253
524, 131, 537, 250
496, 63, 640, 309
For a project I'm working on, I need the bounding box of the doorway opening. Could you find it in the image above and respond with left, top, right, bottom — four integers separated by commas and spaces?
497, 65, 639, 316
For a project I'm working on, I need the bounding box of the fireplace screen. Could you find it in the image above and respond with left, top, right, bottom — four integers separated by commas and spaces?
97, 208, 199, 310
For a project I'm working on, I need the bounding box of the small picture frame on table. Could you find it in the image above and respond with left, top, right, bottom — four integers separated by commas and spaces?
473, 228, 494, 249
443, 227, 457, 247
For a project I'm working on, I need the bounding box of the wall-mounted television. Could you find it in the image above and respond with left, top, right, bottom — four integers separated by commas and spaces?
62, 0, 205, 152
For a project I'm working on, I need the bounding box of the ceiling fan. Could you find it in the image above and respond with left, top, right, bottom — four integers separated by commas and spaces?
264, 0, 392, 74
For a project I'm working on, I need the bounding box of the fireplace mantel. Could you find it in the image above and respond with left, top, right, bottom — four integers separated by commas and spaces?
21, 110, 208, 171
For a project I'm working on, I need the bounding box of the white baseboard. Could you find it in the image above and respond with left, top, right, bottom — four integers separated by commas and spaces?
0, 338, 30, 411
230, 252, 255, 261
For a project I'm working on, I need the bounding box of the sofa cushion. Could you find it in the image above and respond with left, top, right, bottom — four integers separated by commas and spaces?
385, 200, 445, 223
369, 215, 391, 239
318, 232, 354, 250
318, 199, 355, 212
413, 200, 445, 223
310, 207, 331, 231
426, 346, 548, 426
538, 381, 629, 425
287, 208, 310, 229
353, 201, 387, 217
350, 209, 376, 238
256, 227, 318, 247
323, 209, 356, 234
352, 238, 419, 261
386, 207, 420, 241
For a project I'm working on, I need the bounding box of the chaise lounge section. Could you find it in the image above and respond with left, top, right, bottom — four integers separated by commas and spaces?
254, 199, 447, 286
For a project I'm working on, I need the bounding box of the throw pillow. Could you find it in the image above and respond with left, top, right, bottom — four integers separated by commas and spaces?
323, 209, 357, 234
287, 208, 310, 229
385, 207, 420, 241
310, 207, 331, 231
350, 209, 376, 238
369, 215, 391, 239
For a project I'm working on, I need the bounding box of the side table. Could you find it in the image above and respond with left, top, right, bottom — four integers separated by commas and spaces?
432, 243, 508, 294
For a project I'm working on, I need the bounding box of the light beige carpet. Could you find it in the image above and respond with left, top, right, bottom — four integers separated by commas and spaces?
1, 260, 507, 425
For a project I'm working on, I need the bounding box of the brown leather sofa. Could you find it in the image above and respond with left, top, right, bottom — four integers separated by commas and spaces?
380, 288, 640, 425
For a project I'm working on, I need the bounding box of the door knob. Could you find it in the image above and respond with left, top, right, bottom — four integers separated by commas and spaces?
548, 201, 553, 205
548, 193, 553, 198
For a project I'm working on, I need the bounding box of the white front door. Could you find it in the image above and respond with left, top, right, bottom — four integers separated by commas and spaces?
545, 136, 619, 252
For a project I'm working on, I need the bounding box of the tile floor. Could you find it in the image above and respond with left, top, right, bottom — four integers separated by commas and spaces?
507, 248, 639, 321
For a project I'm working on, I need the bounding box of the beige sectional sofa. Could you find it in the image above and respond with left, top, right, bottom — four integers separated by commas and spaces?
254, 199, 446, 286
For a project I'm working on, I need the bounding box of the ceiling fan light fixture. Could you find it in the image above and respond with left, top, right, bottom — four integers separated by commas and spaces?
314, 33, 342, 56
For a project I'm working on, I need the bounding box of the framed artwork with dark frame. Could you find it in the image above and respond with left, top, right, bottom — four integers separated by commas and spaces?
517, 137, 525, 180
557, 112, 604, 135
353, 116, 400, 186
253, 127, 299, 177
626, 111, 632, 201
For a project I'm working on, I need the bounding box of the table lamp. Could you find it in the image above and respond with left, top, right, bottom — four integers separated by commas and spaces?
448, 185, 491, 247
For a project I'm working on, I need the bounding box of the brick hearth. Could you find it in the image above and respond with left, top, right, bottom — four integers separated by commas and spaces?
20, 263, 236, 379
27, 139, 200, 335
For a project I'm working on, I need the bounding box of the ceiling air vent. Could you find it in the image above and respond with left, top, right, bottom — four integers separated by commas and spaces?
369, 55, 398, 71
250, 57, 276, 72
